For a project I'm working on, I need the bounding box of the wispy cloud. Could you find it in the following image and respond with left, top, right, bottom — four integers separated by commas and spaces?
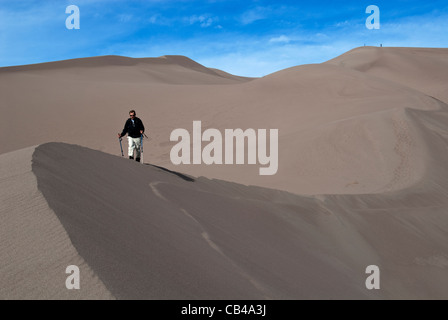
186, 14, 216, 27
239, 6, 271, 25
118, 14, 133, 23
334, 20, 350, 27
269, 35, 291, 43
147, 14, 172, 26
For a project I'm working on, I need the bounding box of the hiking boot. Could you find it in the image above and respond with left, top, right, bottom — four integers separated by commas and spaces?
136, 158, 141, 163
129, 156, 134, 160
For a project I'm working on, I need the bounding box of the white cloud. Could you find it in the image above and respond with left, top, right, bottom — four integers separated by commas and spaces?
334, 20, 350, 27
201, 18, 213, 28
147, 14, 172, 25
239, 6, 270, 25
118, 14, 133, 23
269, 35, 291, 43
148, 15, 158, 24
186, 14, 215, 27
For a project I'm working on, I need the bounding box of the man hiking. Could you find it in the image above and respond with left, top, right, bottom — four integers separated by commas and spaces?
118, 110, 145, 162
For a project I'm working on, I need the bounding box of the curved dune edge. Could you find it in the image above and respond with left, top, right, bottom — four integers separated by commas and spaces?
0, 146, 114, 300
28, 143, 448, 299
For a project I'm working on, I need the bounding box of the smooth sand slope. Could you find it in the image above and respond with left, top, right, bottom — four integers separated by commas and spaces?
0, 146, 113, 299
1, 142, 445, 299
325, 46, 448, 104
1, 47, 447, 194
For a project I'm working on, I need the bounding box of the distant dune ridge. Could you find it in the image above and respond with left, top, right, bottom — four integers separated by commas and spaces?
0, 55, 253, 84
1, 47, 448, 299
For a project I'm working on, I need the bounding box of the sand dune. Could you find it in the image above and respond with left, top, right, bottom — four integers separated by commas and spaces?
1, 47, 448, 299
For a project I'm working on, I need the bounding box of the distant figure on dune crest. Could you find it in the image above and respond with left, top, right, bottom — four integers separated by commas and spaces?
118, 110, 145, 162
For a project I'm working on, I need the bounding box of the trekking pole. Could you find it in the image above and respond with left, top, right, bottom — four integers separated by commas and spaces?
140, 134, 144, 164
119, 137, 124, 157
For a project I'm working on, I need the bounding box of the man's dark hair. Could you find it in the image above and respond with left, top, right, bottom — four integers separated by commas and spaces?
129, 110, 136, 115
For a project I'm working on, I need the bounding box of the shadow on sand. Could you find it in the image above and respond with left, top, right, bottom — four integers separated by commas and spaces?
144, 163, 195, 182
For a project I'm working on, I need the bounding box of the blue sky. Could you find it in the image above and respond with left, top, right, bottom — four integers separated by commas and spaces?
0, 0, 447, 76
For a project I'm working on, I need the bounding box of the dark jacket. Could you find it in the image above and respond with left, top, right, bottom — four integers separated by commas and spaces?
120, 117, 145, 138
